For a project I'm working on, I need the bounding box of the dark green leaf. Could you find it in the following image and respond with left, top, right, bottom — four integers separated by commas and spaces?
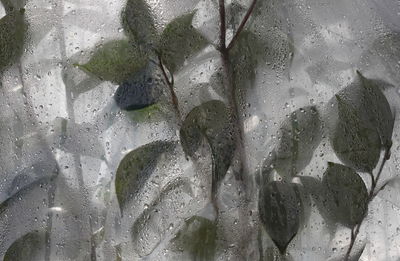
131, 178, 192, 257
0, 8, 26, 72
75, 39, 148, 83
322, 162, 368, 228
169, 216, 217, 261
0, 0, 27, 12
121, 0, 157, 51
114, 65, 162, 111
158, 13, 208, 73
357, 71, 394, 150
4, 231, 46, 261
115, 140, 176, 212
180, 100, 235, 196
272, 106, 322, 179
327, 72, 395, 171
258, 181, 302, 254
328, 94, 381, 172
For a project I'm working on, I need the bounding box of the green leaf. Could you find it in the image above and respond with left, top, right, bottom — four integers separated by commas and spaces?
121, 0, 157, 51
258, 181, 302, 254
230, 29, 294, 91
124, 103, 163, 122
75, 39, 148, 83
131, 178, 192, 257
357, 71, 394, 150
180, 100, 235, 196
158, 12, 208, 73
230, 30, 264, 90
4, 231, 46, 261
0, 176, 56, 216
169, 216, 217, 261
272, 106, 322, 179
0, 0, 27, 12
327, 72, 395, 171
114, 65, 161, 111
322, 162, 368, 228
115, 140, 176, 212
328, 94, 381, 173
0, 8, 27, 72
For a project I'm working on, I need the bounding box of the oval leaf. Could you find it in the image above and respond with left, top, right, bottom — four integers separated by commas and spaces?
158, 12, 208, 73
357, 71, 394, 150
322, 162, 368, 228
115, 140, 176, 212
258, 181, 302, 254
75, 39, 148, 83
230, 30, 294, 90
121, 0, 157, 51
273, 106, 322, 179
131, 178, 192, 257
0, 8, 27, 72
114, 65, 162, 111
169, 216, 217, 261
180, 100, 235, 196
4, 231, 46, 261
327, 94, 381, 172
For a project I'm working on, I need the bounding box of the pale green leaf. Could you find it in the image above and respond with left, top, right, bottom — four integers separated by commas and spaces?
131, 178, 192, 257
4, 231, 47, 261
258, 181, 302, 254
115, 140, 176, 212
322, 162, 368, 228
169, 216, 217, 261
272, 106, 322, 179
0, 8, 27, 72
75, 39, 148, 83
158, 13, 208, 73
230, 29, 293, 91
180, 100, 235, 196
121, 0, 157, 51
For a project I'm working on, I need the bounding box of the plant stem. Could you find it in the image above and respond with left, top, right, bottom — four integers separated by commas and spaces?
344, 148, 391, 260
157, 54, 182, 123
227, 0, 258, 51
216, 0, 257, 257
217, 0, 257, 184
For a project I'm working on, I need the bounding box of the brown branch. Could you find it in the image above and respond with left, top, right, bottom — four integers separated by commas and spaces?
227, 0, 258, 51
157, 54, 182, 123
344, 148, 391, 260
218, 0, 227, 51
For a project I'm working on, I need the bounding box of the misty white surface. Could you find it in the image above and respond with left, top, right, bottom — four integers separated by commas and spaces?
0, 0, 399, 260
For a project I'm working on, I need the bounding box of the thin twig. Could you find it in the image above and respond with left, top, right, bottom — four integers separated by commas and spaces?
227, 0, 258, 51
344, 148, 391, 260
157, 54, 182, 122
218, 0, 226, 51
